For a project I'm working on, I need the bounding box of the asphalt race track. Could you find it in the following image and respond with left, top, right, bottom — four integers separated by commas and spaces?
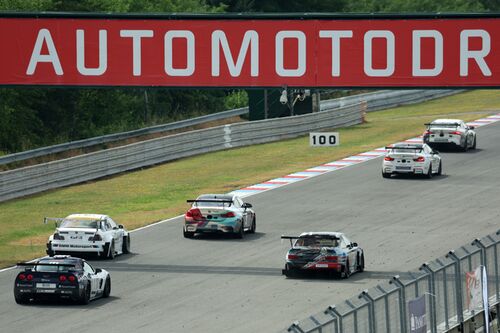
1, 120, 500, 333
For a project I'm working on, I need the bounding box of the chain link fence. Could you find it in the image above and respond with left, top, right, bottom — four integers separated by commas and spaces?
283, 230, 500, 333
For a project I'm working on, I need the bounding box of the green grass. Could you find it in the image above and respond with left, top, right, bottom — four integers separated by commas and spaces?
1, 90, 499, 267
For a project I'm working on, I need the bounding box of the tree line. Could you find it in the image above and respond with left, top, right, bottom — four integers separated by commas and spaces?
0, 0, 496, 155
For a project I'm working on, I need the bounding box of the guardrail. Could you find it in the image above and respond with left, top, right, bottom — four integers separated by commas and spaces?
0, 89, 461, 166
282, 230, 500, 333
0, 103, 364, 202
0, 106, 249, 165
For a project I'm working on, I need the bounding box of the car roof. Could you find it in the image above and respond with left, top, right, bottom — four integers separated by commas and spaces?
65, 213, 108, 220
197, 194, 235, 201
39, 256, 83, 265
299, 231, 344, 238
430, 119, 463, 124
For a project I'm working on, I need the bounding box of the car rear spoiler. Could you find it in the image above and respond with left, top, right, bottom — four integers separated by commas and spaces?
281, 235, 340, 246
281, 235, 299, 246
17, 262, 77, 271
385, 146, 423, 151
424, 123, 460, 127
187, 199, 233, 203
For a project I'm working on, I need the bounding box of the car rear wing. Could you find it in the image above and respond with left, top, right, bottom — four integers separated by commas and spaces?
17, 261, 77, 271
43, 217, 104, 231
281, 235, 340, 247
424, 122, 460, 127
385, 146, 423, 152
187, 199, 233, 207
281, 235, 299, 246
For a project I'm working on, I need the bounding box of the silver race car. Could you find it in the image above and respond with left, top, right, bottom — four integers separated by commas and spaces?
382, 143, 442, 179
282, 232, 364, 278
423, 119, 476, 151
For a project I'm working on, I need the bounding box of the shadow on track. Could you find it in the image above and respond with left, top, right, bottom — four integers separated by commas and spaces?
17, 295, 120, 307
183, 231, 266, 242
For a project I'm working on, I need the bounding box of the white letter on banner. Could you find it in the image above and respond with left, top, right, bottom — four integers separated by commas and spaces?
276, 31, 306, 77
412, 30, 443, 77
364, 30, 395, 77
319, 30, 353, 77
26, 29, 63, 75
211, 30, 259, 77
120, 30, 154, 76
165, 30, 195, 77
460, 30, 491, 77
76, 30, 108, 76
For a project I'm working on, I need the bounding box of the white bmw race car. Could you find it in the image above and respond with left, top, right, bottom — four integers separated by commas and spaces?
382, 143, 442, 178
423, 119, 476, 151
46, 214, 130, 259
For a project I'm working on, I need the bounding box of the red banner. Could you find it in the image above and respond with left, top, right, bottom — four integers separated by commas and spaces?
0, 17, 498, 87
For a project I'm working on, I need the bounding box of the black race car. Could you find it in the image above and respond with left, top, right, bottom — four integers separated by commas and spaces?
14, 255, 111, 304
282, 232, 364, 278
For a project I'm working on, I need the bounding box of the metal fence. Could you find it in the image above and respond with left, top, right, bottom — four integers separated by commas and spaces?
0, 89, 461, 166
282, 230, 500, 333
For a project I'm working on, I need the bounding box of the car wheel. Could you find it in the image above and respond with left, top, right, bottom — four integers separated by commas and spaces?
122, 235, 130, 254
437, 161, 442, 176
382, 171, 391, 179
102, 277, 111, 298
183, 228, 195, 238
461, 138, 468, 152
79, 283, 91, 305
426, 164, 433, 179
283, 264, 296, 278
249, 216, 256, 234
46, 242, 54, 256
357, 254, 365, 273
235, 221, 244, 239
472, 136, 477, 149
14, 295, 28, 305
341, 260, 351, 279
107, 241, 115, 259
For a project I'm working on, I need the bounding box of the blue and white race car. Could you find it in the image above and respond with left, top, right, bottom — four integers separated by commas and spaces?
183, 194, 256, 239
282, 232, 364, 278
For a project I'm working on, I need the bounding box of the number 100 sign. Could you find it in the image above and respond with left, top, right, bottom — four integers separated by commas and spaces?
309, 132, 339, 147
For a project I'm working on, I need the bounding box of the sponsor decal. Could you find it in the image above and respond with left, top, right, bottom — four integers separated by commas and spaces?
409, 295, 427, 333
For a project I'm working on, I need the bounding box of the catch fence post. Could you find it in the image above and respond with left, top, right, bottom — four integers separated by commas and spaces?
325, 305, 342, 333
359, 290, 376, 333
446, 250, 464, 331
390, 275, 408, 333
420, 263, 437, 333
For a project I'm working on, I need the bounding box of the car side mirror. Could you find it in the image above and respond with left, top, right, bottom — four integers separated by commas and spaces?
118, 224, 124, 229
242, 203, 252, 209
352, 242, 358, 247
95, 268, 102, 273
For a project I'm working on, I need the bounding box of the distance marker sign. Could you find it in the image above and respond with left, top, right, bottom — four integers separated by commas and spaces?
310, 132, 339, 147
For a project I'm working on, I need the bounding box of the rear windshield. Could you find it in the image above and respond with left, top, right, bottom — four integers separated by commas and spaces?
392, 149, 422, 154
33, 261, 78, 272
60, 219, 98, 228
429, 123, 458, 128
295, 237, 339, 248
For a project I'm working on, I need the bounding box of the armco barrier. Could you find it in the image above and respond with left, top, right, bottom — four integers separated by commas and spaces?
0, 103, 364, 202
282, 230, 500, 333
0, 89, 461, 166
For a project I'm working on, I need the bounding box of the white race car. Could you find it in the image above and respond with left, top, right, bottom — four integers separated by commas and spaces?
46, 214, 130, 259
382, 143, 442, 179
423, 119, 476, 151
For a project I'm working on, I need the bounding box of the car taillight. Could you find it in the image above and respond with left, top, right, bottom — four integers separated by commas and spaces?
26, 274, 33, 281
450, 131, 462, 135
89, 234, 102, 241
18, 273, 26, 280
68, 275, 76, 282
53, 233, 65, 240
413, 156, 425, 162
186, 208, 202, 219
384, 156, 394, 161
424, 130, 433, 135
222, 212, 235, 218
287, 254, 298, 260
325, 256, 338, 261
59, 275, 67, 282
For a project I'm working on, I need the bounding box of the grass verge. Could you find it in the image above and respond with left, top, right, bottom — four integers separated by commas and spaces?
0, 90, 499, 268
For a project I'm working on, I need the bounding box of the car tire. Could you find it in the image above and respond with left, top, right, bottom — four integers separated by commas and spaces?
14, 295, 28, 305
472, 136, 477, 149
79, 282, 91, 305
103, 277, 111, 298
382, 172, 391, 179
341, 260, 351, 279
357, 254, 365, 273
46, 242, 54, 256
437, 161, 442, 176
122, 235, 130, 254
107, 241, 115, 259
283, 264, 296, 278
426, 164, 433, 179
183, 229, 195, 238
235, 221, 244, 239
249, 216, 256, 234
461, 138, 468, 152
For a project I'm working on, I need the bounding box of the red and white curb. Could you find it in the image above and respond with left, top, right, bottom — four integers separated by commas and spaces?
230, 113, 500, 198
